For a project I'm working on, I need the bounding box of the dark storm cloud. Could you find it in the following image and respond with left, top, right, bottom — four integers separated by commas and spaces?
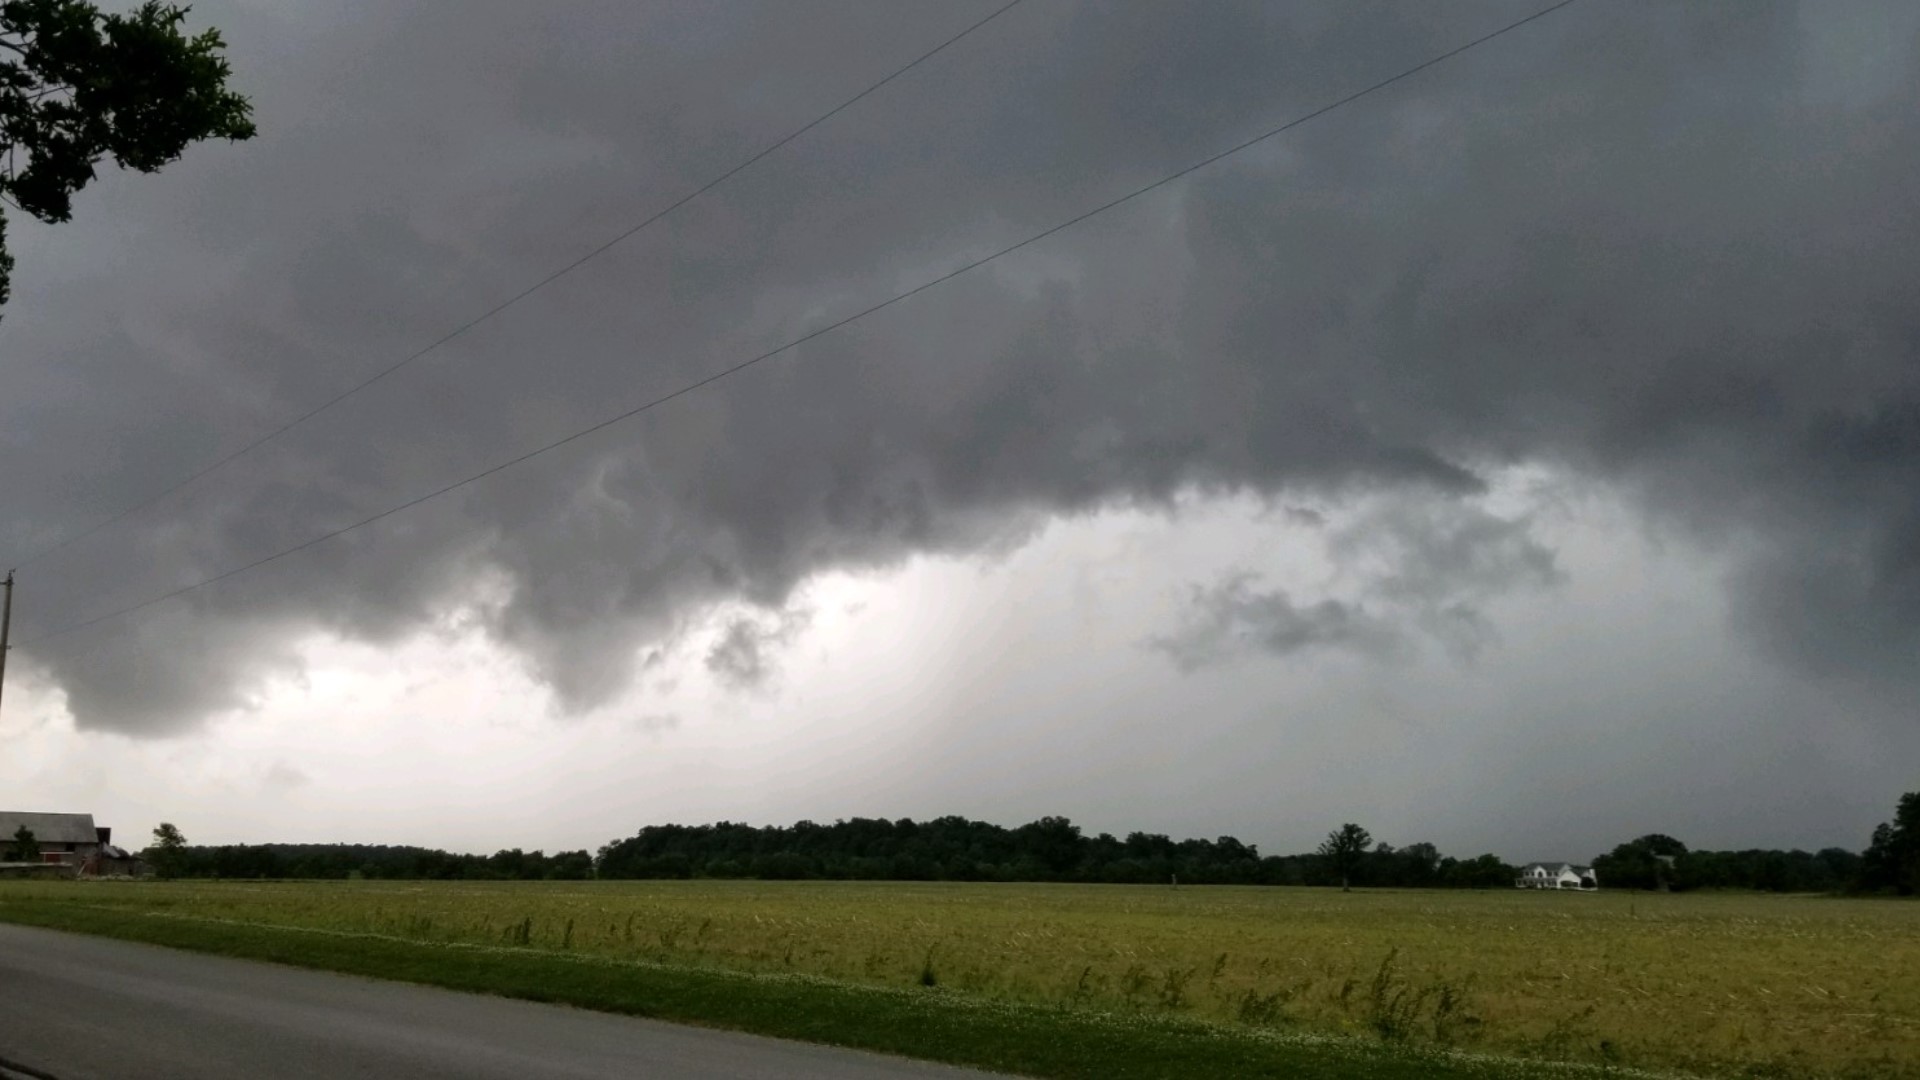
1, 0, 1916, 734
1332, 502, 1563, 609
1154, 499, 1561, 667
1330, 499, 1565, 661
1151, 575, 1403, 671
705, 608, 813, 691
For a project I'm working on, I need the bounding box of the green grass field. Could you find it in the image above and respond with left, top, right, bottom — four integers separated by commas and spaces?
1, 879, 1913, 1079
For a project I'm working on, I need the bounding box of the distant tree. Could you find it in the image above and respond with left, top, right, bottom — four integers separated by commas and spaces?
1014, 816, 1087, 877
8, 825, 38, 862
546, 850, 594, 881
487, 848, 538, 880
753, 851, 811, 880
1861, 791, 1920, 895
147, 821, 187, 879
1442, 853, 1517, 889
1817, 847, 1863, 888
1638, 833, 1689, 858
1593, 834, 1690, 891
1318, 823, 1372, 892
1388, 841, 1443, 888
0, 0, 256, 317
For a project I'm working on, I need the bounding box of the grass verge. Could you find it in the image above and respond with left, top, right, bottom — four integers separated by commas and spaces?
0, 897, 1654, 1080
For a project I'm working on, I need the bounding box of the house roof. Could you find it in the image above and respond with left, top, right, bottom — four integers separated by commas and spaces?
1521, 862, 1594, 874
0, 812, 99, 845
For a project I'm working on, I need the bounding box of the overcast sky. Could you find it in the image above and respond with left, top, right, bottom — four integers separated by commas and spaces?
2, 0, 1916, 861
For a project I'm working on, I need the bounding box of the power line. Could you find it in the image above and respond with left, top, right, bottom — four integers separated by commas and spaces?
19, 0, 1581, 649
7, 0, 1029, 571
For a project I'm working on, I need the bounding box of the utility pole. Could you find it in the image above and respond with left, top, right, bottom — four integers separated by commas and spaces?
0, 570, 12, 720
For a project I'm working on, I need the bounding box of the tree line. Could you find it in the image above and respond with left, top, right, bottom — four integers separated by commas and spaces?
592, 816, 1517, 888
1588, 791, 1916, 894
127, 788, 1920, 894
141, 836, 594, 881
1591, 833, 1863, 893
137, 817, 1513, 887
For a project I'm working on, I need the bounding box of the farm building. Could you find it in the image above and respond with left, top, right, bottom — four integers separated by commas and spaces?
77, 843, 148, 878
0, 811, 111, 867
1516, 862, 1598, 890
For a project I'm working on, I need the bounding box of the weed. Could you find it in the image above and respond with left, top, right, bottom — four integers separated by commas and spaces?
1335, 976, 1356, 1009
1539, 1005, 1598, 1061
1158, 965, 1197, 1010
1236, 987, 1287, 1026
1363, 949, 1432, 1040
1068, 964, 1094, 1005
1428, 974, 1479, 1045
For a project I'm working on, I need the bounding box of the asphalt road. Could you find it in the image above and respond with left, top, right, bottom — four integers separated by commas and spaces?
0, 924, 1006, 1079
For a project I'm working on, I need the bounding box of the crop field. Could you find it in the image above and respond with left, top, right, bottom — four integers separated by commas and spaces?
1, 879, 1914, 1079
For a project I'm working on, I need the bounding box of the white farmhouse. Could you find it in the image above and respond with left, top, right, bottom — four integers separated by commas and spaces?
1515, 862, 1598, 890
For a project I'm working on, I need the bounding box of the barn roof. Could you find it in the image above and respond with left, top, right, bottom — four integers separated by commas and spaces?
0, 812, 99, 845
